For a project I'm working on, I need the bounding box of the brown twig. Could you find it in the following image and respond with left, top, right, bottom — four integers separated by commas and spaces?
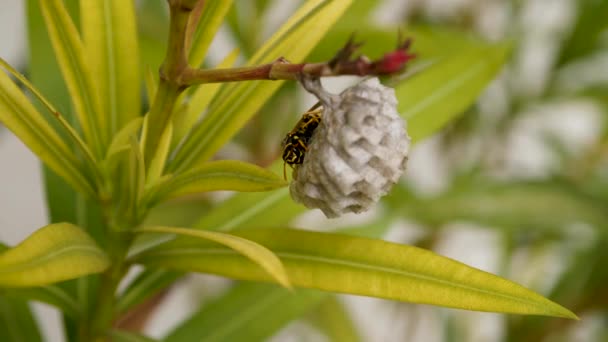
180, 36, 416, 85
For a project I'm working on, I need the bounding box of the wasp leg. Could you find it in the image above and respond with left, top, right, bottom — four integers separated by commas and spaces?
283, 162, 287, 180
296, 139, 308, 151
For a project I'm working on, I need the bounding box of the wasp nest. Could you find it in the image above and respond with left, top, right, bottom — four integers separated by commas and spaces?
290, 77, 410, 218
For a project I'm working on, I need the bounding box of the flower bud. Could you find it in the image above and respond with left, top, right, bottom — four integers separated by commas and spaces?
290, 77, 410, 218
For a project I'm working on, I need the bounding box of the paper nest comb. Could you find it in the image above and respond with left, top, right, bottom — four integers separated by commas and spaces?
290, 77, 411, 218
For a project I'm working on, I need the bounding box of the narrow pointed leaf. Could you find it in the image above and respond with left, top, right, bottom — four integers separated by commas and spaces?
187, 160, 303, 232
122, 187, 302, 315
307, 295, 361, 342
174, 48, 240, 146
81, 0, 141, 136
27, 3, 102, 340
0, 223, 109, 287
147, 123, 173, 186
395, 41, 510, 142
165, 282, 324, 342
39, 0, 105, 156
2, 232, 78, 315
187, 0, 235, 67
105, 117, 144, 165
390, 181, 608, 230
119, 138, 146, 220
135, 229, 577, 318
117, 268, 181, 314
193, 188, 304, 232
170, 0, 353, 172
133, 226, 290, 289
0, 296, 42, 342
144, 66, 158, 105
0, 65, 96, 197
145, 160, 286, 206
122, 165, 302, 320
9, 284, 80, 318
0, 58, 102, 186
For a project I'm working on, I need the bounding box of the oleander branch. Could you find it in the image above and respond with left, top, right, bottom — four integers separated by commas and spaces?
180, 36, 416, 85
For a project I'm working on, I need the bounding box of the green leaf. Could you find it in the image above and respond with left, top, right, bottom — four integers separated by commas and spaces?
81, 0, 141, 136
187, 0, 235, 67
395, 41, 510, 143
106, 330, 158, 342
0, 223, 109, 287
307, 295, 361, 342
165, 282, 325, 342
39, 0, 105, 157
313, 25, 488, 63
135, 229, 577, 318
116, 268, 181, 314
193, 188, 305, 232
389, 181, 608, 231
144, 65, 158, 106
147, 122, 173, 186
123, 169, 304, 323
27, 2, 104, 340
144, 160, 287, 206
9, 285, 80, 318
0, 296, 42, 342
133, 226, 290, 289
123, 186, 302, 317
557, 0, 608, 65
118, 138, 146, 221
0, 63, 96, 198
169, 0, 353, 173
105, 117, 144, 168
185, 161, 302, 233
0, 58, 100, 182
174, 48, 240, 147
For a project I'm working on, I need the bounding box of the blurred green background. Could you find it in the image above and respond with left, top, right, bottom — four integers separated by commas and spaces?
1, 0, 607, 341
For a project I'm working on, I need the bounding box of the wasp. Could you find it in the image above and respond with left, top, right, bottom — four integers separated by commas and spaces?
281, 103, 323, 179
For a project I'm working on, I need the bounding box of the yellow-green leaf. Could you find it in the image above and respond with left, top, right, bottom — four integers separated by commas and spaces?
187, 0, 235, 67
0, 296, 42, 342
135, 229, 577, 319
0, 223, 109, 287
145, 160, 287, 206
390, 181, 608, 230
116, 268, 180, 315
144, 66, 158, 106
147, 123, 173, 186
395, 41, 510, 143
123, 137, 146, 218
193, 188, 304, 232
0, 65, 96, 197
9, 285, 80, 318
308, 295, 361, 342
105, 116, 144, 165
81, 0, 141, 136
40, 0, 105, 157
169, 0, 353, 173
173, 48, 240, 147
133, 226, 290, 288
165, 282, 324, 342
0, 58, 102, 185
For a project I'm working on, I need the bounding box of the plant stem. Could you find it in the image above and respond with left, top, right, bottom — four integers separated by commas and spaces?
83, 2, 201, 338
84, 230, 133, 342
143, 0, 194, 162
